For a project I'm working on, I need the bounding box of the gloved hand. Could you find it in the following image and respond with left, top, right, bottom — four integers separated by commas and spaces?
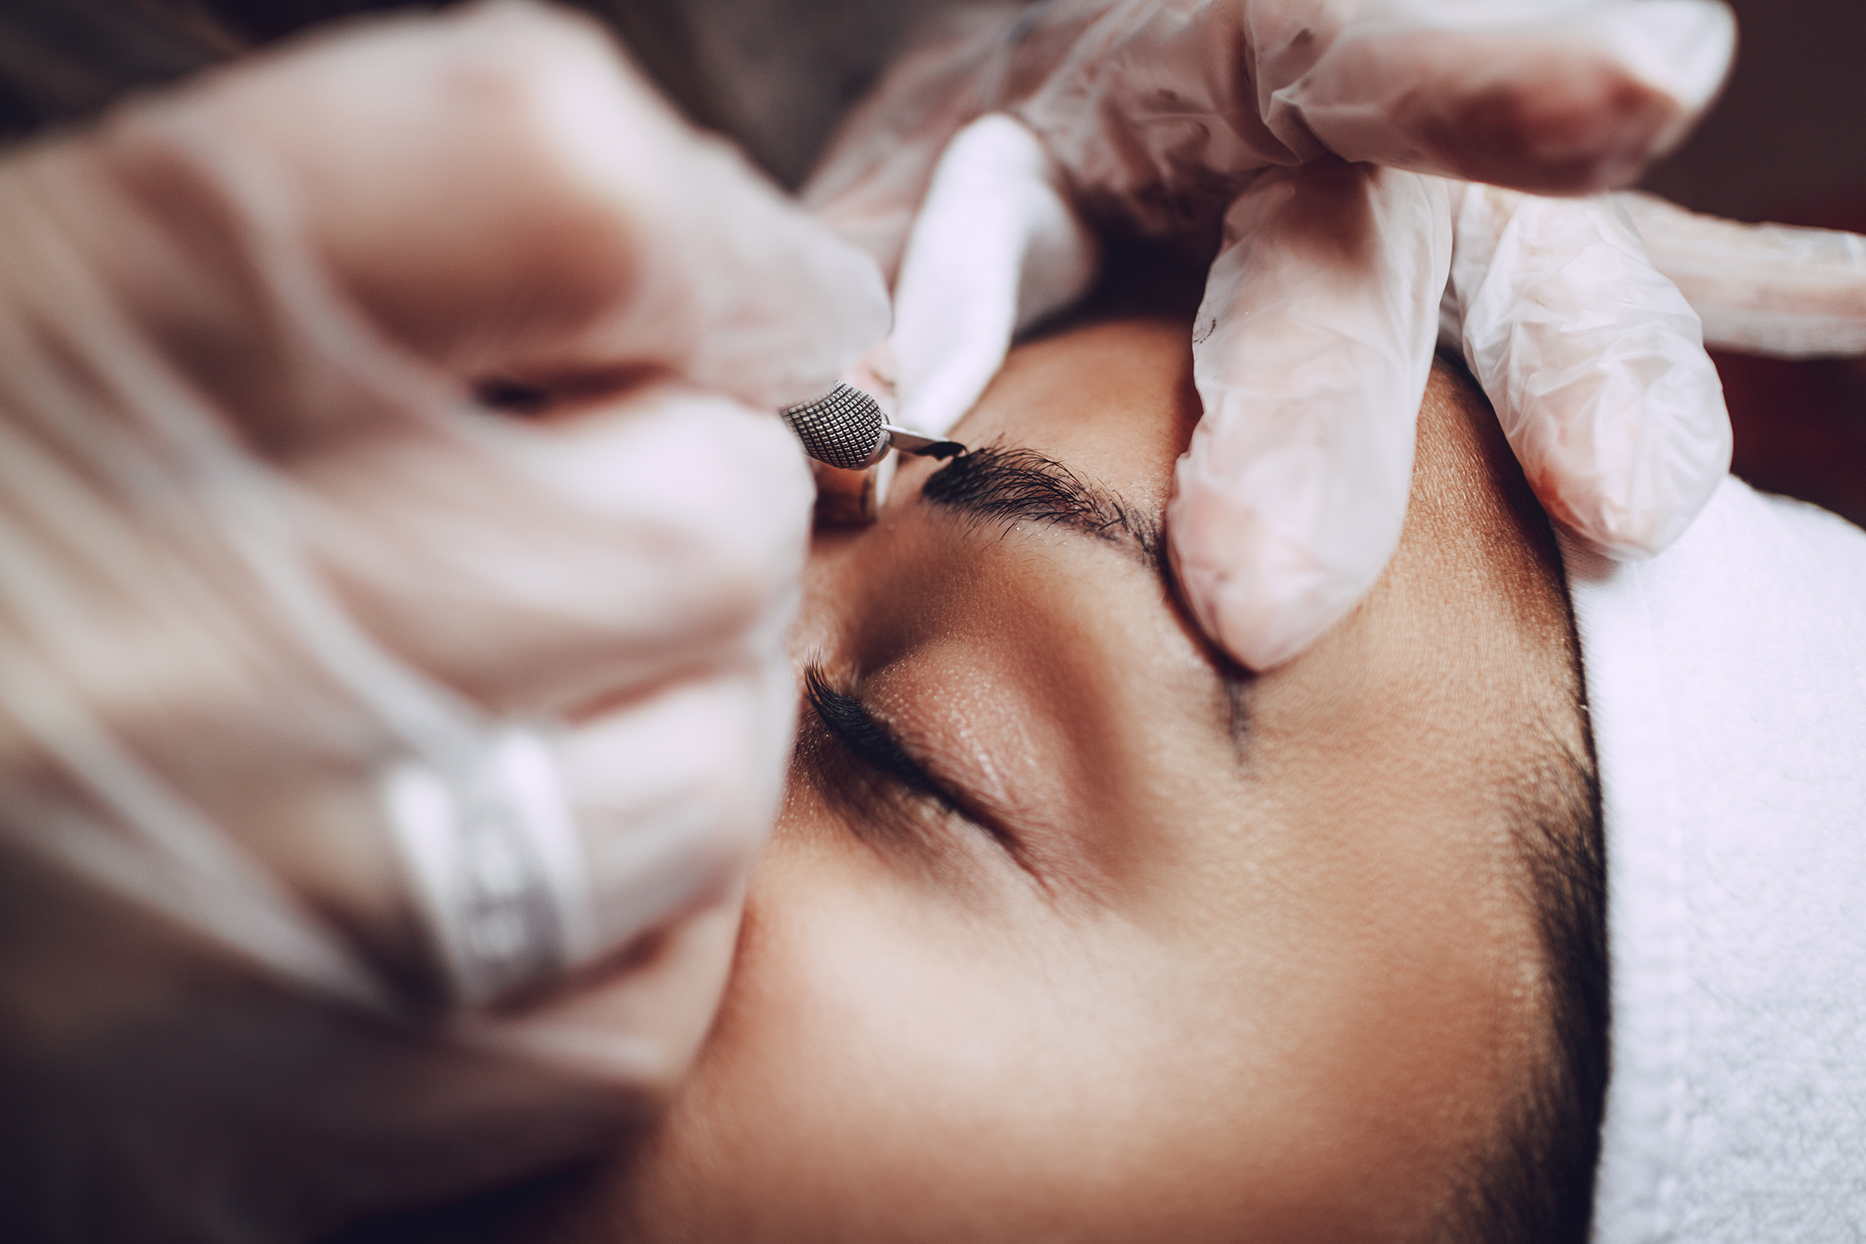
0, 3, 885, 1240
805, 0, 1746, 668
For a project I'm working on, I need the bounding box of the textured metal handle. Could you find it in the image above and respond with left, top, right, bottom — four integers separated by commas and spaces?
780, 383, 889, 469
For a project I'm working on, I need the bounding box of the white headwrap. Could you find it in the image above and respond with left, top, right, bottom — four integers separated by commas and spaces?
1567, 478, 1866, 1241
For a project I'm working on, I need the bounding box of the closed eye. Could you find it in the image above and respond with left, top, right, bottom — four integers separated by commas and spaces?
803, 666, 946, 799
801, 665, 1033, 873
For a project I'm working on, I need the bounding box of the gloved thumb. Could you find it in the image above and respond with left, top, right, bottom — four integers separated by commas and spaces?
889, 114, 1099, 436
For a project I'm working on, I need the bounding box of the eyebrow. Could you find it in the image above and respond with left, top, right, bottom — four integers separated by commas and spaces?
918, 443, 1163, 566
919, 440, 1254, 747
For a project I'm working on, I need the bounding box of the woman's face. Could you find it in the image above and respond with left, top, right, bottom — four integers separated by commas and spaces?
549, 315, 1588, 1242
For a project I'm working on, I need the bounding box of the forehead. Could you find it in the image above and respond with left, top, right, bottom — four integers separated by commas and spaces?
579, 317, 1579, 1243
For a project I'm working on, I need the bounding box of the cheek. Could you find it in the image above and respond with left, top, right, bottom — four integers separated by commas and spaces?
614, 842, 1268, 1242
671, 860, 1104, 1236
609, 834, 1414, 1244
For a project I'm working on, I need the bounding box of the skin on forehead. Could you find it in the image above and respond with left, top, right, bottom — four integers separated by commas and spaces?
532, 315, 1584, 1243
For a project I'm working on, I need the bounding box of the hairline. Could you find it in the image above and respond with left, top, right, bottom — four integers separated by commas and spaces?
1442, 508, 1610, 1244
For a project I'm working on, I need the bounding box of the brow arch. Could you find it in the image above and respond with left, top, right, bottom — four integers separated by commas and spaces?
918, 442, 1162, 565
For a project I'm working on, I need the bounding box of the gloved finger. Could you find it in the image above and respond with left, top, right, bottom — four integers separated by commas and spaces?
552, 649, 792, 971
1014, 0, 1733, 243
300, 380, 814, 720
803, 4, 1033, 282
1615, 191, 1866, 358
889, 115, 1100, 437
1445, 184, 1731, 560
117, 0, 887, 410
1169, 163, 1449, 671
1280, 0, 1736, 194
0, 328, 805, 995
389, 648, 791, 1014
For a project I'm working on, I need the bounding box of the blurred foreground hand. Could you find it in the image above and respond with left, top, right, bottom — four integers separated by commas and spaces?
0, 3, 886, 1240
807, 0, 1865, 668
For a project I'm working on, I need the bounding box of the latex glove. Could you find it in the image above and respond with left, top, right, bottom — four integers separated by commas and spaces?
1615, 190, 1866, 358
0, 3, 885, 1240
805, 0, 1740, 668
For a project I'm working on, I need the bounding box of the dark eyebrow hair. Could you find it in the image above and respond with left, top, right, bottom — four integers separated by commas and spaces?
918, 443, 1162, 566
919, 439, 1253, 748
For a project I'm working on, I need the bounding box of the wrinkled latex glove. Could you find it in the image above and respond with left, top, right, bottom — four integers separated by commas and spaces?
806, 0, 1742, 668
0, 3, 885, 1239
1615, 190, 1866, 358
1181, 167, 1740, 664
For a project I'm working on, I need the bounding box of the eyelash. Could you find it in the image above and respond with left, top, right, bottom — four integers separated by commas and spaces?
800, 666, 1021, 862
803, 668, 940, 795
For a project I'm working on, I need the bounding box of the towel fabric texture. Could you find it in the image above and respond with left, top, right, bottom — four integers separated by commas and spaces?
1568, 477, 1866, 1241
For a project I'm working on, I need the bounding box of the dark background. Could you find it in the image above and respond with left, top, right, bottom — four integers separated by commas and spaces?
1642, 0, 1866, 224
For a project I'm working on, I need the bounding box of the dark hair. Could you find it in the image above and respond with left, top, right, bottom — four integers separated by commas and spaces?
1447, 730, 1609, 1243
1434, 349, 1611, 1244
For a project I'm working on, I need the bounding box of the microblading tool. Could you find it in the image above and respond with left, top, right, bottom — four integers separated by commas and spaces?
780, 383, 966, 470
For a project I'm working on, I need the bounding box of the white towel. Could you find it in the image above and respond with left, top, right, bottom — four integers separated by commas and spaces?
1566, 478, 1866, 1242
